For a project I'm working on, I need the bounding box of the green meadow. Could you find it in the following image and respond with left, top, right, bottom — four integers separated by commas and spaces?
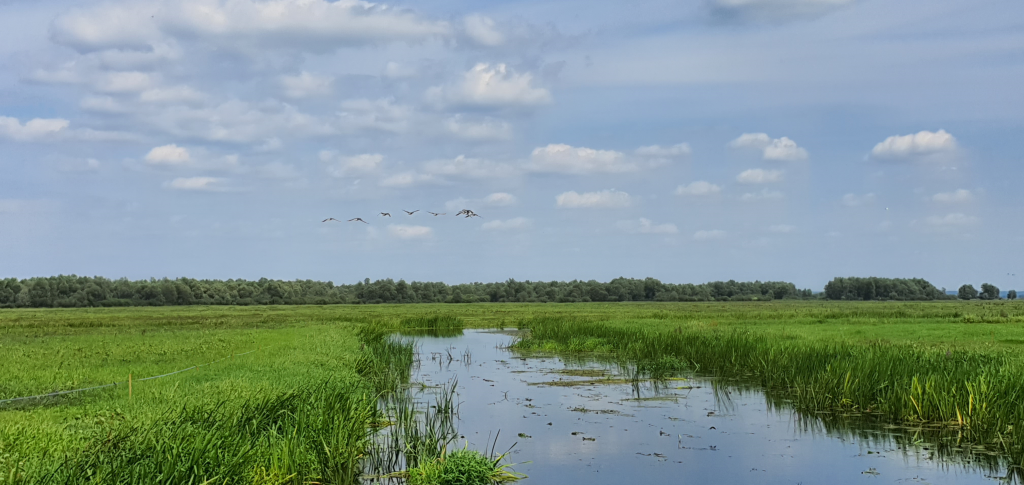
2, 301, 1024, 483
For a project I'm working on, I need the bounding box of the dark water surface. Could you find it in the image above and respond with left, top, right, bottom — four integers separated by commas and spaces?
410, 330, 1008, 484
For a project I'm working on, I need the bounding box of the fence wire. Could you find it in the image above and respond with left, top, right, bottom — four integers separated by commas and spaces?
0, 348, 261, 406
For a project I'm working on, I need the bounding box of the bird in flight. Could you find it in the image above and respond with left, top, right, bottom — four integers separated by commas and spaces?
380, 212, 391, 217
427, 211, 445, 216
322, 218, 341, 222
403, 210, 419, 215
348, 218, 369, 224
457, 209, 480, 218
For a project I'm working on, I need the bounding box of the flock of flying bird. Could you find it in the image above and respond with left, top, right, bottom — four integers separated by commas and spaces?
322, 209, 480, 224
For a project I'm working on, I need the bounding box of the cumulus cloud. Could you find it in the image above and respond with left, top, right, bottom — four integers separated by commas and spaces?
736, 168, 783, 184
281, 71, 334, 98
675, 181, 722, 196
93, 71, 155, 93
388, 224, 433, 239
730, 133, 807, 161
422, 155, 518, 179
693, 229, 726, 241
635, 143, 691, 158
769, 224, 796, 233
426, 63, 551, 108
871, 130, 957, 160
555, 190, 632, 209
445, 115, 512, 140
529, 144, 633, 174
932, 189, 972, 203
842, 193, 876, 207
52, 0, 451, 53
740, 189, 784, 201
150, 99, 334, 142
321, 152, 383, 178
379, 171, 438, 188
484, 192, 517, 206
925, 213, 978, 227
382, 61, 416, 79
710, 0, 856, 23
463, 14, 504, 46
481, 217, 531, 231
618, 218, 679, 234
166, 176, 225, 191
0, 116, 70, 141
145, 144, 191, 166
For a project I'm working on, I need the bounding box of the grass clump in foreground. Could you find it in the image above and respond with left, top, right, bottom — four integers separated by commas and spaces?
513, 315, 1024, 474
406, 448, 524, 485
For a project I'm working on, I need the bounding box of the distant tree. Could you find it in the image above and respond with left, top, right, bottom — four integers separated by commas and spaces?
1008, 290, 1018, 300
958, 284, 979, 300
980, 283, 1000, 300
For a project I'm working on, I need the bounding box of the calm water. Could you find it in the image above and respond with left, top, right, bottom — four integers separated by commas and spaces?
409, 330, 1009, 484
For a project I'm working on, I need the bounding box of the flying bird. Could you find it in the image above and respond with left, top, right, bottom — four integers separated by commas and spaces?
322, 218, 341, 222
348, 218, 369, 224
466, 212, 481, 218
455, 209, 472, 216
403, 210, 419, 215
380, 212, 391, 217
427, 211, 446, 216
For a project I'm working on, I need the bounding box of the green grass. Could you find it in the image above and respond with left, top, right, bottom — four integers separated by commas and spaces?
3, 301, 1024, 482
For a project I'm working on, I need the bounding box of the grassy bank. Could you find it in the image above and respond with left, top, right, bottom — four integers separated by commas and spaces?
512, 310, 1024, 474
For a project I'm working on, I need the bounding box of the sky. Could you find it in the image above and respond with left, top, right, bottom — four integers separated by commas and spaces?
0, 0, 1022, 291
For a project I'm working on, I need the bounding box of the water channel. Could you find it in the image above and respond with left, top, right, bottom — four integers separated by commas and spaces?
403, 330, 1011, 484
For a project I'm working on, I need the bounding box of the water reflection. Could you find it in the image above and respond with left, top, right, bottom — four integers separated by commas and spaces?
405, 330, 1014, 484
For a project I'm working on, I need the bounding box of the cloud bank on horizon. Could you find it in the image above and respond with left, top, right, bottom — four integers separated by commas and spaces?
0, 0, 1021, 290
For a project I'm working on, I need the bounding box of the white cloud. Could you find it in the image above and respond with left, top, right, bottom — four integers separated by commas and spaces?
166, 176, 225, 191
481, 217, 531, 231
932, 189, 972, 203
736, 168, 783, 184
145, 144, 191, 166
925, 213, 978, 226
426, 63, 551, 108
871, 130, 957, 160
50, 3, 162, 52
618, 218, 678, 234
338, 98, 412, 133
422, 155, 518, 179
740, 189, 785, 201
151, 99, 333, 142
529, 144, 633, 174
769, 224, 795, 233
445, 115, 512, 140
463, 14, 504, 46
80, 95, 130, 113
94, 71, 155, 93
388, 224, 433, 239
729, 132, 772, 149
675, 181, 721, 196
321, 152, 383, 178
711, 0, 856, 22
842, 193, 876, 207
730, 133, 807, 161
484, 192, 517, 206
763, 137, 808, 161
382, 61, 415, 79
379, 171, 438, 188
0, 116, 70, 141
139, 85, 205, 104
636, 143, 692, 159
555, 190, 632, 209
693, 229, 726, 241
281, 71, 334, 98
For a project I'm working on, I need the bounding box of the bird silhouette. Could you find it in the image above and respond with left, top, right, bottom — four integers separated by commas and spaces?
427, 211, 446, 216
322, 218, 341, 222
455, 209, 472, 216
380, 212, 391, 217
348, 218, 369, 224
403, 210, 419, 215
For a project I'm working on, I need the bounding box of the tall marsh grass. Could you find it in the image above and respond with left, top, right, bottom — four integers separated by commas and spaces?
515, 316, 1024, 472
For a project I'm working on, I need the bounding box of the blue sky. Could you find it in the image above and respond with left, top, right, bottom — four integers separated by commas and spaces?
0, 0, 1021, 291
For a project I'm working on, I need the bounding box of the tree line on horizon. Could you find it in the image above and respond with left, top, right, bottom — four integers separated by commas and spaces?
0, 275, 1014, 309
